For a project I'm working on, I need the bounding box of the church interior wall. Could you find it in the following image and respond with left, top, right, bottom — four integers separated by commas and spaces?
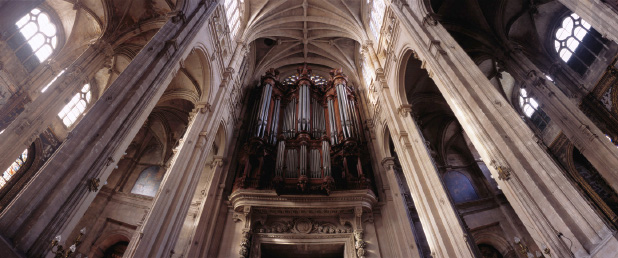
1, 0, 618, 257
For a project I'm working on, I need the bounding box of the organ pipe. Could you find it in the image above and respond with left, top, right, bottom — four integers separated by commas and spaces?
300, 145, 307, 176
233, 67, 372, 194
269, 98, 281, 144
327, 97, 338, 144
275, 141, 285, 177
322, 141, 331, 177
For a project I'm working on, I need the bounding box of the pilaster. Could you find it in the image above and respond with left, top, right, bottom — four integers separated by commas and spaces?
0, 2, 217, 257
392, 3, 618, 257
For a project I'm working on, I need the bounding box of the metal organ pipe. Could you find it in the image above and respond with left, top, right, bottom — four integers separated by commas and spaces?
256, 83, 272, 138
327, 98, 338, 145
275, 141, 285, 177
322, 141, 331, 177
269, 98, 281, 144
335, 84, 350, 139
310, 148, 320, 178
300, 145, 307, 176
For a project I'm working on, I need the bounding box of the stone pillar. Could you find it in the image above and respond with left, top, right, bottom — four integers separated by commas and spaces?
557, 0, 618, 43
380, 157, 421, 258
124, 106, 219, 258
185, 157, 227, 257
505, 50, 618, 193
0, 3, 215, 257
0, 39, 113, 170
392, 2, 618, 257
0, 0, 44, 37
363, 29, 475, 257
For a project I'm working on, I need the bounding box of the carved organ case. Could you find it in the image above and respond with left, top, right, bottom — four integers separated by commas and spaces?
233, 67, 373, 195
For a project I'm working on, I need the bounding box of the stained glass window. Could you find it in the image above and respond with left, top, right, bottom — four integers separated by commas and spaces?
0, 149, 28, 189
131, 166, 163, 197
58, 84, 92, 127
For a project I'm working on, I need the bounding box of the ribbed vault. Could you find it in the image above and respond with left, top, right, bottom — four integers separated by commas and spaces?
242, 0, 368, 81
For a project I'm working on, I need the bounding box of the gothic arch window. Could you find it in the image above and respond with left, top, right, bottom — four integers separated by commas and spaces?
0, 149, 28, 190
58, 84, 92, 127
443, 171, 479, 204
554, 13, 606, 75
224, 0, 241, 38
368, 0, 386, 40
519, 87, 550, 131
130, 166, 163, 197
7, 8, 60, 72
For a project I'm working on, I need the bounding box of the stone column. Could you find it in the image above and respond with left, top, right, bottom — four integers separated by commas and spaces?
124, 106, 219, 258
0, 39, 113, 170
392, 2, 618, 257
380, 157, 421, 258
185, 157, 227, 257
363, 29, 475, 257
557, 0, 618, 43
0, 3, 216, 257
505, 50, 618, 193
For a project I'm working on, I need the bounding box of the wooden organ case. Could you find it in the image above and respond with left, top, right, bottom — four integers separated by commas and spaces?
233, 67, 374, 195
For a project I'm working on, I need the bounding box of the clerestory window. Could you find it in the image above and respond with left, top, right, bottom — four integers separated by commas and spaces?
554, 13, 605, 75
58, 84, 92, 127
224, 0, 241, 38
519, 88, 551, 131
7, 8, 59, 72
0, 149, 28, 190
368, 0, 386, 40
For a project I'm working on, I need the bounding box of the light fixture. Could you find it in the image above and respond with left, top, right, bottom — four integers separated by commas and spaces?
50, 227, 86, 258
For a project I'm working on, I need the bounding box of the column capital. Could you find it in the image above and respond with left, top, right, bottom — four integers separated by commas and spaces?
381, 157, 396, 170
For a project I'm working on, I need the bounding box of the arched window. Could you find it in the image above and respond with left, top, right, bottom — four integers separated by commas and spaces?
57, 84, 92, 127
0, 149, 28, 189
519, 87, 550, 131
554, 13, 605, 75
224, 0, 241, 38
368, 0, 386, 40
443, 171, 479, 204
131, 166, 163, 197
7, 8, 59, 71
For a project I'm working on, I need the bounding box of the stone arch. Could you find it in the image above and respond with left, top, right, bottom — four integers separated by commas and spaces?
471, 231, 516, 258
396, 48, 415, 107
88, 232, 131, 258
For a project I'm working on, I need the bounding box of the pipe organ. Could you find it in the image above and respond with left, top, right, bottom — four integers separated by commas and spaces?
233, 67, 373, 194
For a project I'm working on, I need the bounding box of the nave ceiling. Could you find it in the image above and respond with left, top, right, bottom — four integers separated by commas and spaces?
241, 0, 369, 83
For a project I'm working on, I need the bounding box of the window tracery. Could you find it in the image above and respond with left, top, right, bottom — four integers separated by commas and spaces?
58, 84, 92, 127
0, 149, 28, 189
554, 13, 605, 75
369, 0, 386, 40
519, 88, 550, 131
8, 8, 59, 71
224, 0, 241, 38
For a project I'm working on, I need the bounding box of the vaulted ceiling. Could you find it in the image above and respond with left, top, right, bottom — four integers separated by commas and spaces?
241, 0, 369, 82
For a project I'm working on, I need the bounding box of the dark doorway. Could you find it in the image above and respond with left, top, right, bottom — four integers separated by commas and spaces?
261, 243, 344, 258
